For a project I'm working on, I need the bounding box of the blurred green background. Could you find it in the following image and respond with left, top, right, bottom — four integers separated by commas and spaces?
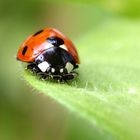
0, 0, 140, 140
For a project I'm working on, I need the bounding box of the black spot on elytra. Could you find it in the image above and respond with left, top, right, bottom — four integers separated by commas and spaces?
22, 46, 28, 55
33, 29, 43, 36
47, 37, 64, 47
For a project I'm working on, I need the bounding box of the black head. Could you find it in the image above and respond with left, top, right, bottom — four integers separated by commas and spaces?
47, 36, 64, 47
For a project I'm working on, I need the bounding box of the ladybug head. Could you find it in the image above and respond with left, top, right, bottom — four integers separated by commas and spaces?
47, 36, 64, 47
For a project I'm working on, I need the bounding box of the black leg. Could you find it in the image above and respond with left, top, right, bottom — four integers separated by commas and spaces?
36, 72, 50, 80
26, 63, 78, 82
63, 72, 78, 80
27, 63, 40, 74
52, 75, 63, 82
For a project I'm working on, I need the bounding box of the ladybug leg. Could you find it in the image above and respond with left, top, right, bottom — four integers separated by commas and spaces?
39, 74, 49, 80
63, 71, 78, 80
36, 72, 45, 79
36, 71, 51, 80
27, 63, 35, 70
51, 74, 63, 82
27, 63, 40, 74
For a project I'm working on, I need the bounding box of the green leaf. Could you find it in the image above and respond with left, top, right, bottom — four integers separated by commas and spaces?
23, 18, 140, 140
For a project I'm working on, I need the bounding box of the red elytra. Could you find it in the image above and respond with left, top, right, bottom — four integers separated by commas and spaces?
17, 28, 80, 64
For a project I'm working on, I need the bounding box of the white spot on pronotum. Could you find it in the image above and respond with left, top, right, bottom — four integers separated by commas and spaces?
38, 61, 50, 72
65, 62, 74, 73
128, 87, 137, 94
51, 68, 55, 73
59, 44, 68, 51
60, 68, 64, 73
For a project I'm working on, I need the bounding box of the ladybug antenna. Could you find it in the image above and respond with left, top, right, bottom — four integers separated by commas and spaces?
47, 37, 64, 47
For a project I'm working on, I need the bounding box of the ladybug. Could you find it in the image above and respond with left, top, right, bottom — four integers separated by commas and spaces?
17, 28, 80, 81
